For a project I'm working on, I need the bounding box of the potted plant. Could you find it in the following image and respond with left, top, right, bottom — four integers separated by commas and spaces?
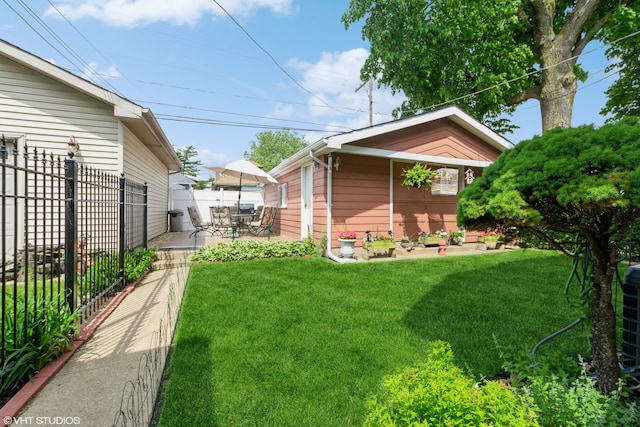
477, 231, 502, 249
337, 230, 357, 258
449, 230, 464, 246
401, 163, 437, 190
362, 230, 396, 259
418, 230, 447, 246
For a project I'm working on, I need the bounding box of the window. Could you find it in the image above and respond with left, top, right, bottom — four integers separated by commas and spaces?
278, 183, 287, 208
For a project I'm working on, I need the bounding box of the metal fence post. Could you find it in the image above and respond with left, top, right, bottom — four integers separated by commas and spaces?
119, 174, 126, 288
65, 153, 77, 311
143, 182, 148, 249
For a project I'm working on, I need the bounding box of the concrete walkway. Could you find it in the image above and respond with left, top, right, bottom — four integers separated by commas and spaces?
0, 232, 197, 427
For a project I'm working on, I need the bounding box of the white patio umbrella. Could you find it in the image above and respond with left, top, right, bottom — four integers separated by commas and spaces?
206, 160, 278, 215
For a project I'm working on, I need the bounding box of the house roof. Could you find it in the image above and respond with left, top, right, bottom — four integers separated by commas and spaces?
269, 106, 513, 177
0, 39, 181, 171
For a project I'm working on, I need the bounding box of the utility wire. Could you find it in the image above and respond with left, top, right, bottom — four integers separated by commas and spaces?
138, 100, 353, 131
155, 113, 343, 133
8, 0, 120, 94
209, 0, 343, 114
44, 0, 131, 95
128, 77, 392, 117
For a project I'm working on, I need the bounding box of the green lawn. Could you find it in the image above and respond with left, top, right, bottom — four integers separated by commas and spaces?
158, 250, 593, 426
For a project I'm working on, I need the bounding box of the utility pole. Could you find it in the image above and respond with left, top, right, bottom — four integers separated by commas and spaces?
355, 78, 373, 126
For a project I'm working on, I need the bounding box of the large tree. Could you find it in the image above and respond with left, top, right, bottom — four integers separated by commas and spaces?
342, 0, 638, 133
457, 118, 640, 395
244, 130, 308, 171
174, 145, 202, 178
600, 5, 640, 121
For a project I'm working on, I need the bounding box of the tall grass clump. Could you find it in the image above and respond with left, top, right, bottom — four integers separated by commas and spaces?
0, 297, 78, 398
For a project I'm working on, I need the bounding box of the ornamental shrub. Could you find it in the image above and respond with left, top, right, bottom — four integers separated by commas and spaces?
364, 341, 539, 426
124, 247, 157, 282
191, 239, 318, 262
505, 352, 640, 427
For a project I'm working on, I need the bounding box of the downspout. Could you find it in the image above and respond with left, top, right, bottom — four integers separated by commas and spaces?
309, 150, 355, 263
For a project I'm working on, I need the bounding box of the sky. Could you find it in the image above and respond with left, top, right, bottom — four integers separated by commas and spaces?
0, 0, 618, 179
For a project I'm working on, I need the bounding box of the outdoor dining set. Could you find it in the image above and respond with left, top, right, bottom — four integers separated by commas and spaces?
187, 204, 277, 241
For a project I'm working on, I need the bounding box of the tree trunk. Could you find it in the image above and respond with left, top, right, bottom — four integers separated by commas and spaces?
590, 248, 622, 395
538, 43, 576, 132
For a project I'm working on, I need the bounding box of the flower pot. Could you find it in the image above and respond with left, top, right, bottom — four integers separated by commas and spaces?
338, 238, 356, 258
419, 235, 441, 246
449, 236, 463, 246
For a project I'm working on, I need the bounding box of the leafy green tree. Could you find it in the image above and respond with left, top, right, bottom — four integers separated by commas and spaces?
174, 145, 202, 178
342, 0, 638, 133
195, 177, 215, 190
600, 6, 640, 121
457, 118, 640, 395
244, 130, 308, 171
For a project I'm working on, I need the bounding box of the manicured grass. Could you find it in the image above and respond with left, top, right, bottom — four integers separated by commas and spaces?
158, 250, 592, 426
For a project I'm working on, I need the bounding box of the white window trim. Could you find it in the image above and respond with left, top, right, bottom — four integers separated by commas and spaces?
278, 183, 288, 208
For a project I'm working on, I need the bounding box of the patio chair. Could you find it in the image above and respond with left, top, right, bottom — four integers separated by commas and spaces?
248, 206, 277, 236
252, 205, 263, 222
209, 206, 236, 236
187, 206, 215, 245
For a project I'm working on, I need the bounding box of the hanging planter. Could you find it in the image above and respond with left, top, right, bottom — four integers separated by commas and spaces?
431, 168, 459, 195
401, 163, 437, 190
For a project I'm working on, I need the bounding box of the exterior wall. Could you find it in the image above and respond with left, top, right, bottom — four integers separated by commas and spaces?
272, 169, 301, 238
331, 154, 391, 243
0, 55, 120, 169
267, 118, 505, 247
122, 125, 170, 239
351, 119, 502, 162
311, 165, 327, 241
1, 55, 176, 243
393, 161, 458, 239
264, 167, 327, 242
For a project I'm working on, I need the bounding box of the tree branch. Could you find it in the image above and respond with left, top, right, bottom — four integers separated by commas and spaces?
560, 0, 605, 47
508, 85, 541, 105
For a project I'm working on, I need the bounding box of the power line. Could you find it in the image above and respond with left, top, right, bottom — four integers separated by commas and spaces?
6, 0, 120, 94
209, 0, 343, 114
137, 100, 353, 131
155, 113, 343, 134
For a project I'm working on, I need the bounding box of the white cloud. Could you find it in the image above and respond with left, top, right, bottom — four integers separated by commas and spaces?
288, 48, 405, 127
45, 0, 295, 27
197, 147, 230, 170
81, 61, 121, 83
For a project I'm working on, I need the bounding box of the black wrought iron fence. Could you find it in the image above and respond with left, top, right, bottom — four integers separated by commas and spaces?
0, 135, 148, 377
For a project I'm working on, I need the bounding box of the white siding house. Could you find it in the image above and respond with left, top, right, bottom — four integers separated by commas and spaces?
0, 39, 181, 242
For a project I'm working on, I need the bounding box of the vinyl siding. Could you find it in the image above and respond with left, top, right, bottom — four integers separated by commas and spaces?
393, 161, 458, 238
1, 53, 174, 244
0, 56, 120, 171
123, 126, 170, 240
274, 169, 301, 238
